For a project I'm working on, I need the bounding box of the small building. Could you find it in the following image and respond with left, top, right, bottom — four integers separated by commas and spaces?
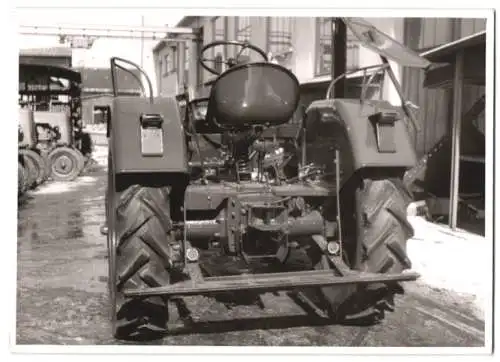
75, 67, 142, 125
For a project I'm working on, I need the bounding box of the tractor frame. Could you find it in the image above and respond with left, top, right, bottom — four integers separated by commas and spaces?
104, 17, 431, 340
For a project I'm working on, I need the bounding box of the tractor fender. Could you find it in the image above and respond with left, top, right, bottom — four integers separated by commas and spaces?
110, 96, 189, 176
305, 99, 417, 186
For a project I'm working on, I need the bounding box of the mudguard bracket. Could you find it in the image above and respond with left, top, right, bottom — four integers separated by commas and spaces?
140, 113, 164, 157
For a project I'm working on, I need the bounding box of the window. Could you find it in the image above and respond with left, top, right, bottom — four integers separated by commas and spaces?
158, 59, 162, 90
163, 49, 177, 76
184, 44, 190, 71
197, 54, 203, 86
235, 17, 252, 60
236, 16, 251, 42
316, 18, 360, 76
212, 16, 226, 42
184, 44, 190, 84
163, 54, 170, 75
267, 17, 293, 55
92, 105, 109, 125
316, 18, 333, 75
211, 16, 227, 73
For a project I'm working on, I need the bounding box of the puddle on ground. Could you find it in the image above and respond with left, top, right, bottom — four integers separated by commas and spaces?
18, 169, 108, 295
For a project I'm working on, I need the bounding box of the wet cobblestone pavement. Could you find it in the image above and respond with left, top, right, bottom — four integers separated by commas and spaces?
16, 167, 487, 347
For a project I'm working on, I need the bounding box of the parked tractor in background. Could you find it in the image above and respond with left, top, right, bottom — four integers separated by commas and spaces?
19, 63, 92, 182
18, 105, 48, 193
104, 18, 430, 340
18, 122, 31, 196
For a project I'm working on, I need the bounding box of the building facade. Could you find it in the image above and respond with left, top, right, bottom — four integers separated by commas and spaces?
152, 16, 486, 157
152, 17, 406, 98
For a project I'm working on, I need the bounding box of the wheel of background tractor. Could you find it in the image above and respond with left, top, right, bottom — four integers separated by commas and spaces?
109, 185, 177, 340
18, 162, 27, 195
75, 149, 87, 174
19, 149, 47, 186
39, 150, 52, 182
333, 177, 415, 323
21, 154, 38, 190
47, 147, 85, 182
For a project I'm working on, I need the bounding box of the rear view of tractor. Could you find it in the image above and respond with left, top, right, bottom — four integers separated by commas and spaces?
105, 18, 428, 340
19, 63, 91, 183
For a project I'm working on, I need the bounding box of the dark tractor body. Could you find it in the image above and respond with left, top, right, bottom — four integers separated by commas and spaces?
18, 63, 91, 182
105, 19, 428, 340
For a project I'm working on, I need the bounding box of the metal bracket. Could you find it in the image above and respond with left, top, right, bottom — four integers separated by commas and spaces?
225, 198, 242, 255
369, 110, 398, 153
140, 113, 164, 157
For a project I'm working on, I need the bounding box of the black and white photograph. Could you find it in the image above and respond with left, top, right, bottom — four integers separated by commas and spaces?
7, 1, 495, 358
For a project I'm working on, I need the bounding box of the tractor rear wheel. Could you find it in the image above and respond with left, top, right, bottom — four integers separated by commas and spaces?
19, 149, 48, 186
109, 185, 178, 340
48, 147, 85, 182
334, 176, 415, 323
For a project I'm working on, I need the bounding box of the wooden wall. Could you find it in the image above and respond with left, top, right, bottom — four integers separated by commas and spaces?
402, 17, 486, 157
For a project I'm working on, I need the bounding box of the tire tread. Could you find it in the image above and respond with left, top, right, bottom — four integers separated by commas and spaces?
113, 185, 174, 340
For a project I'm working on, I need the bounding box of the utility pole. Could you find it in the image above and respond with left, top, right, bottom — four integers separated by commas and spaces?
330, 18, 347, 99
140, 15, 145, 68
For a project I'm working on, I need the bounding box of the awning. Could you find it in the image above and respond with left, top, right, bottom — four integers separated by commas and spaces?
422, 31, 486, 89
19, 62, 82, 83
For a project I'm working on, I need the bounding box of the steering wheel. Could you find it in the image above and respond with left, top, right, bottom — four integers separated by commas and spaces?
199, 40, 268, 75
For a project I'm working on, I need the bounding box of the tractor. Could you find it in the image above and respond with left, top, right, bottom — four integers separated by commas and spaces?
19, 63, 91, 182
18, 104, 47, 192
105, 17, 429, 340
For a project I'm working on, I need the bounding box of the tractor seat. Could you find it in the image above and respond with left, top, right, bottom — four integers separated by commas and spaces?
205, 62, 300, 131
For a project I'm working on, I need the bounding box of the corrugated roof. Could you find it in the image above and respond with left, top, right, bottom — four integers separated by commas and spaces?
19, 47, 72, 57
74, 67, 142, 93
